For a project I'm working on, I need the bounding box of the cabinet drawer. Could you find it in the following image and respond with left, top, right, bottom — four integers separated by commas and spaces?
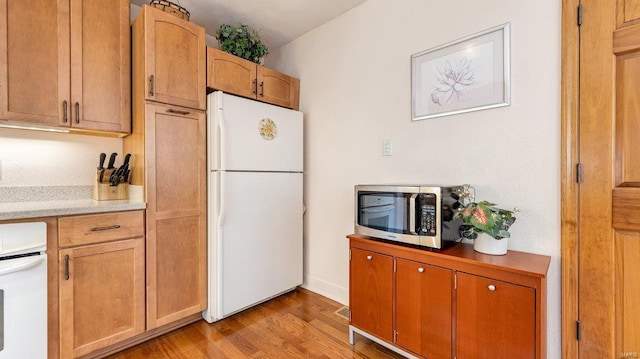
58, 211, 144, 247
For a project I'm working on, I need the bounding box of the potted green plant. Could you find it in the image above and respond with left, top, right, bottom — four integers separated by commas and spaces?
454, 184, 517, 255
215, 23, 269, 64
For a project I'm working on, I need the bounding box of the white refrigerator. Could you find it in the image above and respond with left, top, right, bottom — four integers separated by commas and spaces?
202, 91, 303, 323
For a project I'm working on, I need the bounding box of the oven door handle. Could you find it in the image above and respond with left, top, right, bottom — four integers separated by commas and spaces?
360, 204, 395, 213
0, 256, 45, 277
409, 194, 418, 235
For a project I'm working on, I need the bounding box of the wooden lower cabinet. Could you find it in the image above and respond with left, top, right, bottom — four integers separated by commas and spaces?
58, 211, 145, 358
456, 272, 536, 359
349, 248, 394, 342
395, 259, 452, 359
348, 234, 550, 359
125, 102, 207, 329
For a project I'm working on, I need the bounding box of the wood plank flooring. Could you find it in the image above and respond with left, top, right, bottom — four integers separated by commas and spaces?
108, 288, 404, 359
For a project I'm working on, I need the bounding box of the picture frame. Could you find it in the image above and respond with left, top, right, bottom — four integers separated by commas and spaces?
411, 23, 511, 121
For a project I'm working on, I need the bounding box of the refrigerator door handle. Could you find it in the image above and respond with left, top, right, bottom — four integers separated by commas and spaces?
218, 171, 226, 227
216, 226, 224, 316
217, 107, 226, 171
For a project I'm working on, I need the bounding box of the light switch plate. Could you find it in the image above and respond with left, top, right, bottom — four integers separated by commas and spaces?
383, 140, 392, 156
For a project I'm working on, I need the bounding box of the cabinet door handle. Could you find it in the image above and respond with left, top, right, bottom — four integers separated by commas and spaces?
64, 254, 70, 280
62, 100, 68, 123
252, 79, 257, 95
259, 81, 264, 97
418, 267, 425, 273
488, 284, 496, 291
366, 255, 373, 260
149, 75, 155, 97
167, 109, 190, 115
90, 224, 121, 232
74, 102, 80, 124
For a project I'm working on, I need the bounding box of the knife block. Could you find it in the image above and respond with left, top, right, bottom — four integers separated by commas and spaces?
93, 169, 130, 201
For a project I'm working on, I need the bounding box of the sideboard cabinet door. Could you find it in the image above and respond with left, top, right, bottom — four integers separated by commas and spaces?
349, 248, 393, 342
455, 272, 536, 359
395, 258, 452, 359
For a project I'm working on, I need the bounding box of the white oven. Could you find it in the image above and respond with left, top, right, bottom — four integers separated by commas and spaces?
0, 222, 47, 358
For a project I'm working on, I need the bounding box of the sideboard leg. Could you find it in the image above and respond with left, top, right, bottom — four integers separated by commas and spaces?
349, 325, 355, 345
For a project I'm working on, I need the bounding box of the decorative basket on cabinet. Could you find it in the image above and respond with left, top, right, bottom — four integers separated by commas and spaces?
149, 0, 190, 21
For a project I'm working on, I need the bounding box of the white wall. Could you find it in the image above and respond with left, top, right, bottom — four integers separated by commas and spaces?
267, 0, 561, 357
0, 128, 122, 186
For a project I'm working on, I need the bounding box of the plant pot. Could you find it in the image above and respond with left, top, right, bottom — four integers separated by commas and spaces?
473, 232, 508, 255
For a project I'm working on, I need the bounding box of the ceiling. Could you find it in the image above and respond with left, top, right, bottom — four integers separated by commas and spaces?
130, 0, 368, 50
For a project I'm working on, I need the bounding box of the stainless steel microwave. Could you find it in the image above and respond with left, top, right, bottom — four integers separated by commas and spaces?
354, 185, 464, 249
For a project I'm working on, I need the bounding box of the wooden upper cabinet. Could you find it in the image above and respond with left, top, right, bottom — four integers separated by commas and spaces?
70, 0, 130, 133
207, 47, 300, 110
0, 0, 130, 135
137, 5, 206, 110
257, 65, 300, 110
0, 0, 69, 126
207, 47, 257, 99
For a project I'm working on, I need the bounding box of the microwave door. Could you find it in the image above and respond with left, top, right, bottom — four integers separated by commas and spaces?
360, 204, 396, 231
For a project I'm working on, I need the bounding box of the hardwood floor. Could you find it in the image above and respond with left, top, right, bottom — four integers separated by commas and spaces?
108, 288, 404, 359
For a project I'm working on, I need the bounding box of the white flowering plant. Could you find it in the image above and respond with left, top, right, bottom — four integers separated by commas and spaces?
454, 184, 517, 240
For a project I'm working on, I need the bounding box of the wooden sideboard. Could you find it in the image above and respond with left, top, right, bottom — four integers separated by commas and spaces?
348, 234, 550, 359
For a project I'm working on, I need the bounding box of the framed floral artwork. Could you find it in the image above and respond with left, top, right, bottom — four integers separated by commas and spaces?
411, 23, 511, 121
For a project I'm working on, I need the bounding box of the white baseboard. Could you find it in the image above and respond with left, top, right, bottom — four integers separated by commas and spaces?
301, 274, 348, 305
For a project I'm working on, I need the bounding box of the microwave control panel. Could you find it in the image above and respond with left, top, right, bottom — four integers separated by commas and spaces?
419, 193, 437, 236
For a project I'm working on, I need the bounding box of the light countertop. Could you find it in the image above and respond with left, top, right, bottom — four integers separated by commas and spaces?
0, 185, 146, 221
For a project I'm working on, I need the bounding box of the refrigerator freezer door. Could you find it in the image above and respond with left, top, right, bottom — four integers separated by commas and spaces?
210, 92, 303, 172
207, 171, 303, 320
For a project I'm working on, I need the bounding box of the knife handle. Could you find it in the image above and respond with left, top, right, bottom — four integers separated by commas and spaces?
122, 153, 132, 166
107, 153, 117, 169
98, 153, 106, 170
